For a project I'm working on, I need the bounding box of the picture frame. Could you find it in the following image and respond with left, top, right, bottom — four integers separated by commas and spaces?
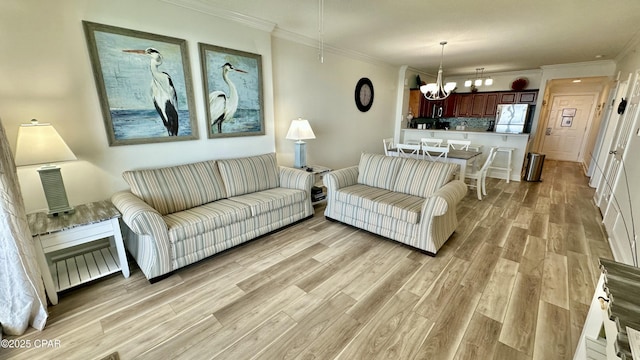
562, 108, 577, 117
561, 116, 574, 127
199, 43, 264, 138
83, 21, 198, 146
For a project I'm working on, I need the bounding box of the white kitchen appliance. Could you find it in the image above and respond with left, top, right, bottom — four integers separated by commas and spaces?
494, 104, 529, 134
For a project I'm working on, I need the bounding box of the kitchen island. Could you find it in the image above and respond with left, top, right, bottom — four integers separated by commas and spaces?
401, 129, 530, 182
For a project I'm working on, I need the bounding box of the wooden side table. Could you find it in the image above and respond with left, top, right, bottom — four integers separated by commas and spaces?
27, 200, 129, 305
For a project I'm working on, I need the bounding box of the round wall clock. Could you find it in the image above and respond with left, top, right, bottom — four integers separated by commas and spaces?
355, 77, 374, 112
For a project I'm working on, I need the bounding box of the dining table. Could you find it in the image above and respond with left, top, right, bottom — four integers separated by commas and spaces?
387, 148, 482, 180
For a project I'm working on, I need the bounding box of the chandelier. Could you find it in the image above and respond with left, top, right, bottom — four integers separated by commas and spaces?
420, 41, 456, 101
464, 68, 493, 88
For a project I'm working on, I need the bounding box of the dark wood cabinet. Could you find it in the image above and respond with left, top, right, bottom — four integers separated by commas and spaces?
408, 89, 456, 118
408, 89, 425, 117
454, 90, 537, 118
484, 93, 499, 117
517, 91, 537, 104
470, 94, 487, 117
409, 89, 535, 119
455, 94, 473, 117
499, 92, 517, 104
443, 95, 457, 117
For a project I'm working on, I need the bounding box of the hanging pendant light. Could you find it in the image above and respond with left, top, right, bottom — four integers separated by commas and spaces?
465, 68, 493, 88
420, 41, 456, 101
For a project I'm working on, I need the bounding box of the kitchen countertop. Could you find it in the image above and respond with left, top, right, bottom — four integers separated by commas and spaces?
403, 128, 530, 137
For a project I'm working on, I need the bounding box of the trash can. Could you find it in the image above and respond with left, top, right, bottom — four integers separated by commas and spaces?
524, 152, 545, 182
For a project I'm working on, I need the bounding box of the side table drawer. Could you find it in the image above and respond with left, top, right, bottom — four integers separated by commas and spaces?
39, 221, 115, 252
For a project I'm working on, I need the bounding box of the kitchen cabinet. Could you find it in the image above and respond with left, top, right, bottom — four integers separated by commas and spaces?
499, 92, 517, 104
470, 94, 487, 117
454, 91, 537, 118
517, 91, 537, 104
408, 89, 455, 118
408, 89, 424, 117
443, 95, 457, 117
484, 93, 499, 117
455, 94, 473, 117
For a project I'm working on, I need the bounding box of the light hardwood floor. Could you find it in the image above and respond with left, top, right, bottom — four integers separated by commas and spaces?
1, 160, 612, 360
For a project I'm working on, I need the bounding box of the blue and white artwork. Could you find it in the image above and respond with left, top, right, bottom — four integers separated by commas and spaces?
83, 22, 198, 145
199, 43, 264, 138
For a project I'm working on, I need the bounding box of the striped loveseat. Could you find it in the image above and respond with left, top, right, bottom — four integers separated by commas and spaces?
323, 153, 467, 255
111, 153, 314, 281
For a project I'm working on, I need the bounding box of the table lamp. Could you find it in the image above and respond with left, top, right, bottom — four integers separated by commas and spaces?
285, 118, 316, 168
14, 119, 77, 216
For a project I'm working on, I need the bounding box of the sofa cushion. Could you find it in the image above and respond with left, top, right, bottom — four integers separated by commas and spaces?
335, 184, 424, 224
217, 153, 280, 197
164, 199, 252, 242
123, 160, 227, 215
229, 188, 307, 216
393, 158, 456, 198
357, 153, 401, 190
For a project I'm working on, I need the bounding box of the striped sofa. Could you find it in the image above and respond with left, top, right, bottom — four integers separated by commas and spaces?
111, 153, 314, 281
323, 153, 467, 255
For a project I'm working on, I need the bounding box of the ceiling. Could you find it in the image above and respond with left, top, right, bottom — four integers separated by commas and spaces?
183, 0, 640, 78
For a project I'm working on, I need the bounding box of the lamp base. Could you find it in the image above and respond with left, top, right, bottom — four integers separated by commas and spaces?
38, 165, 74, 217
293, 141, 307, 168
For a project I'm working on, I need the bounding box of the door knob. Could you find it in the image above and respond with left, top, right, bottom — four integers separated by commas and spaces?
545, 127, 552, 135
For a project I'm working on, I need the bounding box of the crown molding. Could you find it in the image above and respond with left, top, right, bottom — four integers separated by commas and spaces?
162, 0, 392, 68
161, 0, 276, 33
615, 31, 640, 64
540, 60, 616, 70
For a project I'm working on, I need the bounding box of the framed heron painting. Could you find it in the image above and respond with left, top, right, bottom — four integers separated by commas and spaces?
199, 43, 264, 138
83, 21, 198, 146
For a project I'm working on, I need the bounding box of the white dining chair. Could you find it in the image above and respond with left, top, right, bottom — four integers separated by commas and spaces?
420, 138, 444, 148
383, 137, 394, 156
465, 146, 498, 200
422, 144, 449, 162
396, 143, 422, 159
447, 139, 471, 150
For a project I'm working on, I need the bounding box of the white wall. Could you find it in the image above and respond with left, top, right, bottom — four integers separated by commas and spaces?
272, 38, 398, 170
0, 0, 399, 212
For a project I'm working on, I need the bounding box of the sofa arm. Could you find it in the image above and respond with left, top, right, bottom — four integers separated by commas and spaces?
323, 166, 359, 192
422, 180, 467, 217
111, 191, 172, 278
279, 166, 314, 193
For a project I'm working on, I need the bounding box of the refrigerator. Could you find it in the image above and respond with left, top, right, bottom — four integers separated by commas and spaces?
494, 104, 530, 134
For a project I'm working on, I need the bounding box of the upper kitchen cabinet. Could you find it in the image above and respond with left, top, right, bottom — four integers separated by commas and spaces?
408, 89, 425, 117
455, 93, 498, 117
455, 94, 473, 117
517, 91, 537, 104
499, 92, 517, 104
484, 93, 499, 117
408, 89, 455, 118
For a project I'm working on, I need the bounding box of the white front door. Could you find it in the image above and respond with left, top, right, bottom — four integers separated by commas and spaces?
541, 94, 596, 161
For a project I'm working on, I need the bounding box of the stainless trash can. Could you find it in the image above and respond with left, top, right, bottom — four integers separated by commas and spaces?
524, 152, 545, 182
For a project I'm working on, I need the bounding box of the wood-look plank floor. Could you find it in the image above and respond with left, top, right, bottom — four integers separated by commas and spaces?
1, 160, 612, 360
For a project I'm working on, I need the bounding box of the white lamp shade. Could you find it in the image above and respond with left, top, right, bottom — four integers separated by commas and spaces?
474, 78, 483, 87
445, 82, 457, 91
14, 121, 77, 166
286, 118, 316, 141
484, 78, 494, 86
464, 80, 472, 87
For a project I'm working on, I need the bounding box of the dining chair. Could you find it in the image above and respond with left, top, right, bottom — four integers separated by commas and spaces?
465, 146, 498, 200
420, 138, 444, 148
447, 139, 471, 150
383, 137, 394, 156
396, 143, 422, 159
422, 144, 449, 162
